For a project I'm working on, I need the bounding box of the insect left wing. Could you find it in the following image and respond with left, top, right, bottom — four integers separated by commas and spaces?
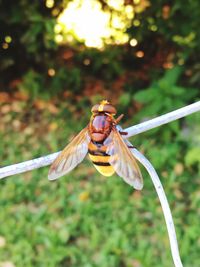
48, 126, 90, 180
106, 128, 143, 190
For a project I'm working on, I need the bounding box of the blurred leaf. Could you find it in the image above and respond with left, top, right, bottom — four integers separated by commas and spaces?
185, 147, 200, 166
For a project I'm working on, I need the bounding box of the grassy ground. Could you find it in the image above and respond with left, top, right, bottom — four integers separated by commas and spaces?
0, 98, 200, 267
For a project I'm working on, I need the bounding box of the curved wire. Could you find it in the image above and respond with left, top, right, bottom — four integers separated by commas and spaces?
131, 148, 183, 267
0, 101, 199, 179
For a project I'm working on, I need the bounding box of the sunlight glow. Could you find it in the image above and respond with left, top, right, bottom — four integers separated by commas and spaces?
56, 0, 149, 49
58, 0, 111, 48
57, 0, 133, 48
107, 0, 124, 10
55, 34, 63, 43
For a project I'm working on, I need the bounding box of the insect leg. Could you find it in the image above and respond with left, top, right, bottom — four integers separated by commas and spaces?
124, 139, 136, 149
115, 121, 128, 135
119, 131, 128, 135
128, 145, 135, 149
115, 114, 124, 124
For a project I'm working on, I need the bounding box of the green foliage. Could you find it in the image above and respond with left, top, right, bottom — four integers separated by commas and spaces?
19, 70, 46, 99
0, 96, 200, 267
130, 66, 199, 175
0, 1, 200, 266
185, 147, 200, 166
184, 113, 200, 172
18, 67, 82, 99
1, 0, 200, 95
132, 0, 200, 52
134, 66, 197, 118
0, 0, 63, 90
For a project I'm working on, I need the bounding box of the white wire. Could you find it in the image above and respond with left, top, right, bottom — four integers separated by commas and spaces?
126, 101, 200, 138
1, 101, 199, 267
0, 101, 199, 179
131, 148, 183, 267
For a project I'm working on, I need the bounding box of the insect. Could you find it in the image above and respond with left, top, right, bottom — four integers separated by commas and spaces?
48, 100, 143, 190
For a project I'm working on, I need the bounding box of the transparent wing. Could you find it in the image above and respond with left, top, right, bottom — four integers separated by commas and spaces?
106, 128, 143, 190
48, 126, 90, 180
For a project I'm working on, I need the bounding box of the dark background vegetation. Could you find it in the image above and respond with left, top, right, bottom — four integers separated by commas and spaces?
0, 0, 200, 266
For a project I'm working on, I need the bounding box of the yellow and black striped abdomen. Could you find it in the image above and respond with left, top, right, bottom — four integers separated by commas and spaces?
88, 142, 115, 177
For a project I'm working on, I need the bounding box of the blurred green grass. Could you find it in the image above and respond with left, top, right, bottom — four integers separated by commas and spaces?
0, 99, 200, 267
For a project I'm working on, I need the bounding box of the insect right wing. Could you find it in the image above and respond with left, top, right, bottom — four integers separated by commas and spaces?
48, 126, 90, 180
106, 127, 143, 190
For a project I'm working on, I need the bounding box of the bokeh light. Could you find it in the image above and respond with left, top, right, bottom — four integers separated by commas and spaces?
130, 38, 138, 47
2, 43, 9, 49
133, 19, 140, 26
136, 50, 144, 58
5, 36, 12, 43
46, 0, 54, 9
48, 68, 56, 76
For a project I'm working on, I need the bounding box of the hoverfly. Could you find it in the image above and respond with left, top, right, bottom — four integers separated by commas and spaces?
48, 100, 143, 190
